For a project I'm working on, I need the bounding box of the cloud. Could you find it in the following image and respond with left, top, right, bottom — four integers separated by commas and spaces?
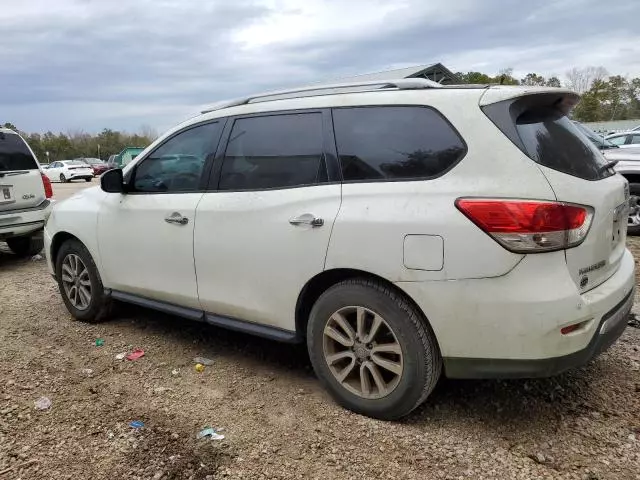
2, 0, 639, 133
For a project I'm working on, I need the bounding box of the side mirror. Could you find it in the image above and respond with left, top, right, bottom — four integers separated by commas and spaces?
101, 168, 125, 193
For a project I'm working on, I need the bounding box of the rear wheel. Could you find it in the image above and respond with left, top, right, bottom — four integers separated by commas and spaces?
628, 184, 640, 236
85, 178, 92, 182
55, 239, 112, 322
6, 235, 44, 257
59, 173, 67, 183
307, 279, 441, 420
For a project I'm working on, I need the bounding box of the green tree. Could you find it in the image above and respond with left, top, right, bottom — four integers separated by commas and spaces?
520, 73, 546, 86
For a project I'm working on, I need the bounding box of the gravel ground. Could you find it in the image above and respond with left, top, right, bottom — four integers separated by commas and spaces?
0, 183, 639, 479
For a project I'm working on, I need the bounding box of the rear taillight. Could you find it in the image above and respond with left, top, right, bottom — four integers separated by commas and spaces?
41, 173, 53, 198
455, 199, 593, 253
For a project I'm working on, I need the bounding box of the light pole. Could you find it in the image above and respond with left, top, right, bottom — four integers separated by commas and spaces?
97, 143, 101, 160
45, 151, 50, 164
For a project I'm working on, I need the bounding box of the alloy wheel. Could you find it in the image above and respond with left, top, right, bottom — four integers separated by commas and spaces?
628, 196, 640, 228
322, 306, 403, 399
61, 254, 92, 310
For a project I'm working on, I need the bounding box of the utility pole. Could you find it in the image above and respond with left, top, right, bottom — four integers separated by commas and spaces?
97, 144, 101, 160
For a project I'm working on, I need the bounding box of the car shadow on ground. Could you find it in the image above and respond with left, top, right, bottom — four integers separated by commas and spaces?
0, 247, 36, 268
108, 302, 617, 439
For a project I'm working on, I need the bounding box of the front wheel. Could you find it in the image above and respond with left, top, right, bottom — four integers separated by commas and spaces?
307, 279, 441, 420
59, 173, 67, 183
55, 240, 112, 322
6, 235, 44, 257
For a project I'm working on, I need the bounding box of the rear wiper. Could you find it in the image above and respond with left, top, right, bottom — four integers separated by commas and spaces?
0, 170, 29, 177
599, 160, 618, 173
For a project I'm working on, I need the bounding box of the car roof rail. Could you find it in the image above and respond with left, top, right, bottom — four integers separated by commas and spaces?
201, 78, 443, 114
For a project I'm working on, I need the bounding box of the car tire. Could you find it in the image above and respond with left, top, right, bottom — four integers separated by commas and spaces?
85, 178, 91, 182
59, 173, 67, 183
55, 239, 112, 323
307, 278, 442, 420
6, 235, 44, 257
628, 183, 640, 236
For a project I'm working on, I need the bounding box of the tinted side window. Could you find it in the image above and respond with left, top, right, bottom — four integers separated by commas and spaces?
630, 135, 640, 145
332, 107, 466, 181
0, 132, 38, 171
133, 122, 221, 192
219, 113, 325, 191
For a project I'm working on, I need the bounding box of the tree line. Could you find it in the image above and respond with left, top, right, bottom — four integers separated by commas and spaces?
456, 66, 640, 122
1, 122, 156, 163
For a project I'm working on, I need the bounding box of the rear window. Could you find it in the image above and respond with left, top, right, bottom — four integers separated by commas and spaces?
0, 132, 38, 171
68, 160, 87, 166
483, 95, 612, 181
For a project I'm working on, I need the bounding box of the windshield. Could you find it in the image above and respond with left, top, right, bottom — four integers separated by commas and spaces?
0, 131, 38, 171
572, 122, 618, 149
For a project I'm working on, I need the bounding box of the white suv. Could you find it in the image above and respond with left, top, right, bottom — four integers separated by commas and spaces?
1, 128, 53, 256
44, 80, 636, 419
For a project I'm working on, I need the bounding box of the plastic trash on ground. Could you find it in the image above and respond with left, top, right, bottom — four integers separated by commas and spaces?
196, 427, 224, 441
126, 349, 145, 361
129, 420, 144, 429
115, 352, 126, 360
95, 339, 105, 347
34, 396, 52, 410
194, 363, 205, 373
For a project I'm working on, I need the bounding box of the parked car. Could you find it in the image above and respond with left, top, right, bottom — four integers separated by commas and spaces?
79, 157, 110, 176
573, 122, 640, 235
44, 80, 635, 419
604, 131, 640, 148
0, 127, 53, 256
44, 160, 94, 183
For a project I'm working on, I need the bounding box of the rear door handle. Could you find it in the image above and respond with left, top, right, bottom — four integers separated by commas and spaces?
289, 213, 324, 227
165, 212, 189, 225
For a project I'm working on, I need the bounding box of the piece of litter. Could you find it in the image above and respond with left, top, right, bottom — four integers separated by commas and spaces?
115, 352, 126, 360
129, 420, 144, 429
81, 368, 94, 376
95, 339, 105, 347
126, 349, 145, 361
31, 254, 43, 261
193, 356, 214, 366
34, 396, 51, 410
194, 363, 205, 373
197, 427, 224, 441
171, 368, 180, 376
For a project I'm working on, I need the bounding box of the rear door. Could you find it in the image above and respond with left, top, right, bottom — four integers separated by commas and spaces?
482, 91, 627, 292
194, 110, 341, 330
0, 131, 44, 213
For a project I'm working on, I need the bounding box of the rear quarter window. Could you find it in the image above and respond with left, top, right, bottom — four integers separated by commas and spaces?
332, 106, 466, 182
0, 132, 38, 171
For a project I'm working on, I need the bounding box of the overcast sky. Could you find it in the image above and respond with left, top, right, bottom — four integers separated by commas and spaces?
3, 0, 639, 134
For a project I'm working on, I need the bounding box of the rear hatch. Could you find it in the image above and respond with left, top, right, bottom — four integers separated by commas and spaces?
482, 89, 628, 292
0, 131, 45, 213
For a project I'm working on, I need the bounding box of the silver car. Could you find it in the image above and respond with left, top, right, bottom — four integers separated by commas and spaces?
604, 131, 640, 149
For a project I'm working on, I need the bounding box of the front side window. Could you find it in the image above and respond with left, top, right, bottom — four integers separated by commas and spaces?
332, 106, 466, 181
630, 135, 640, 145
218, 113, 325, 191
133, 122, 221, 192
607, 135, 627, 146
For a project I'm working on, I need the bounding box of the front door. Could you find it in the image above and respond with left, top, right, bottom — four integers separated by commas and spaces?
195, 111, 341, 331
97, 121, 224, 308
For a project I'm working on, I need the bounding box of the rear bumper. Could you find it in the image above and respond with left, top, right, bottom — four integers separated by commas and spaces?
443, 287, 634, 378
397, 248, 636, 379
0, 200, 52, 239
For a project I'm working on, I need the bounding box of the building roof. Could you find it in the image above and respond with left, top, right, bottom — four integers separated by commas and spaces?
324, 63, 461, 85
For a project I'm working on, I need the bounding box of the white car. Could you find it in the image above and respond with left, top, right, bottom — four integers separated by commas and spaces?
0, 127, 53, 256
44, 80, 635, 419
605, 131, 640, 149
44, 160, 94, 183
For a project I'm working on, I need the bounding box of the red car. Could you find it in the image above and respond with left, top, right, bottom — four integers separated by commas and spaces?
79, 158, 110, 176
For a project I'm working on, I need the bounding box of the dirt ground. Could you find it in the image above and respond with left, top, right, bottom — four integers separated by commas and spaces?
1, 182, 639, 479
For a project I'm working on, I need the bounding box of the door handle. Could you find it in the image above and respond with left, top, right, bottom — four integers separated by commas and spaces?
165, 212, 189, 225
289, 213, 324, 227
